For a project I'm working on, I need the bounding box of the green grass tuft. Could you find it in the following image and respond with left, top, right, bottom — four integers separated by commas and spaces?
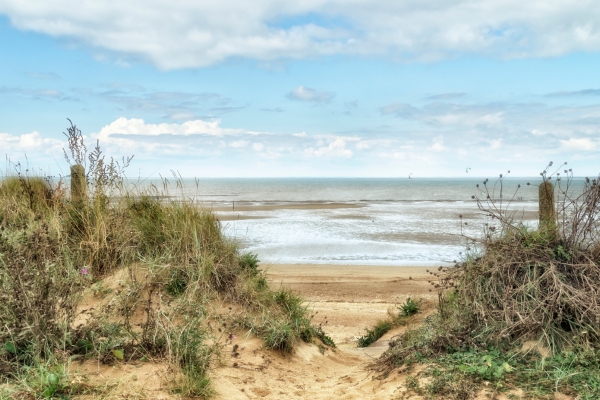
357, 320, 392, 348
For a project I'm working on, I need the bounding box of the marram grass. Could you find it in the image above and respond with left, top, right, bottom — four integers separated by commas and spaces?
0, 173, 333, 398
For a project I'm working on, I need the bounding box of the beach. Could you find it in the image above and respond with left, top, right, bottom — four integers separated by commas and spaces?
193, 178, 544, 267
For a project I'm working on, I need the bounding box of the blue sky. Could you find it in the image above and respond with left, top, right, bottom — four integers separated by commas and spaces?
1, 1, 600, 177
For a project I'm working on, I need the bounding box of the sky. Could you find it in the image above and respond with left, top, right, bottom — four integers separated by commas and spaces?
1, 1, 600, 178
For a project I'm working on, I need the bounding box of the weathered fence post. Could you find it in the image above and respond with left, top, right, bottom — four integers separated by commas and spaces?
539, 180, 556, 236
70, 164, 87, 206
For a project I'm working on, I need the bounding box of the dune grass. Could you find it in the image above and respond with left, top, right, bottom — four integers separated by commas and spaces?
0, 122, 334, 398
375, 164, 600, 399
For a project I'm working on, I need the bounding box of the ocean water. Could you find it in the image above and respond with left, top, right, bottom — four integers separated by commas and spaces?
132, 177, 585, 266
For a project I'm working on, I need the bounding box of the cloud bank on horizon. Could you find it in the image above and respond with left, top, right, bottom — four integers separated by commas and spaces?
1, 1, 600, 177
2, 0, 600, 68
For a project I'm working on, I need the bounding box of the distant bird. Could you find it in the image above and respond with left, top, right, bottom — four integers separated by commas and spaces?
465, 168, 471, 173
408, 173, 413, 179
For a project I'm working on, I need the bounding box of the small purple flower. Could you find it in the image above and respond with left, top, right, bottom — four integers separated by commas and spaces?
81, 267, 88, 275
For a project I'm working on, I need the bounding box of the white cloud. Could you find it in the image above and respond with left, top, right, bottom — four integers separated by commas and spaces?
287, 86, 334, 103
428, 136, 446, 152
0, 131, 63, 152
253, 143, 265, 151
5, 100, 600, 177
230, 140, 249, 148
4, 1, 600, 68
88, 117, 270, 156
307, 137, 353, 158
489, 139, 502, 149
560, 138, 596, 151
95, 117, 246, 141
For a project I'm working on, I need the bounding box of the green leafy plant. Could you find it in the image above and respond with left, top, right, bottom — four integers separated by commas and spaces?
399, 297, 420, 317
239, 252, 260, 275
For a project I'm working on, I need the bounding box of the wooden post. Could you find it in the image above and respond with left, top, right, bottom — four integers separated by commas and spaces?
70, 164, 87, 206
539, 180, 556, 236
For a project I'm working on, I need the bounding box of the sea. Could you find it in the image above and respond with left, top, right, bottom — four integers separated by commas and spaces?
130, 177, 586, 267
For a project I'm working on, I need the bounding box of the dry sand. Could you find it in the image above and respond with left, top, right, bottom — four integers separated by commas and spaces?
71, 264, 532, 399
261, 264, 435, 348
211, 264, 436, 400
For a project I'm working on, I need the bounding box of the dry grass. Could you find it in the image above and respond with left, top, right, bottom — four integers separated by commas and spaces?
375, 163, 600, 399
0, 120, 333, 398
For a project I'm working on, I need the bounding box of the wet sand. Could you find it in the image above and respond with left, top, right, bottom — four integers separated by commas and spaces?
210, 201, 365, 212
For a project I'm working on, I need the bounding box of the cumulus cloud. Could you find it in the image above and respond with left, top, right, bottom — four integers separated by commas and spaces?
0, 131, 62, 151
374, 97, 600, 174
560, 138, 596, 151
4, 0, 600, 68
95, 117, 248, 140
304, 135, 361, 158
229, 140, 249, 148
287, 86, 334, 103
253, 143, 265, 151
428, 136, 446, 152
3, 103, 600, 176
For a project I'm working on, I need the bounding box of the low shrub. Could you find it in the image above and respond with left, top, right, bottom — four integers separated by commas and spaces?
375, 163, 600, 399
399, 297, 420, 317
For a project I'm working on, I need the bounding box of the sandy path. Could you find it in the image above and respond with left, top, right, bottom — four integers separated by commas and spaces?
263, 264, 434, 347
211, 264, 436, 399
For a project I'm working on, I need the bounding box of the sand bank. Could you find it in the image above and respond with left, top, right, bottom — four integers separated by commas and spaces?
210, 202, 365, 212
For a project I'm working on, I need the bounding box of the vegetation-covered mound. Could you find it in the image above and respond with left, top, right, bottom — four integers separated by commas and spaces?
0, 121, 332, 398
376, 164, 600, 399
